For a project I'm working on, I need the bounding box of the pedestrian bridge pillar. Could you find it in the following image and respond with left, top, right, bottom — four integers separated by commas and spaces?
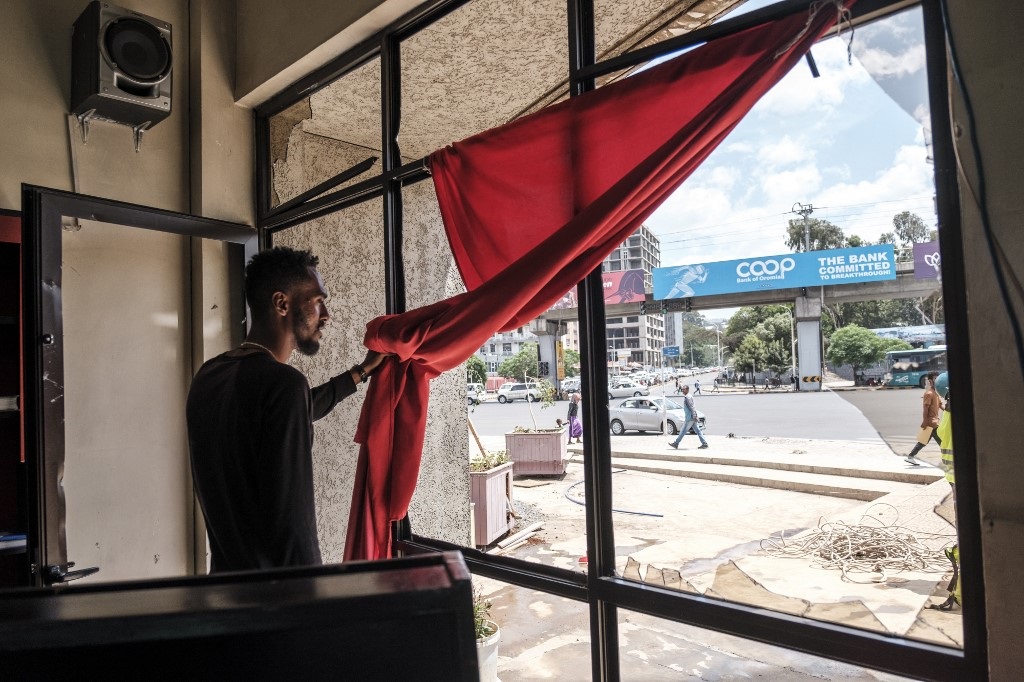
795, 294, 823, 392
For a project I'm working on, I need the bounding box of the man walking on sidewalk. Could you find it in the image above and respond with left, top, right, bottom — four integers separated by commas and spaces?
668, 385, 708, 449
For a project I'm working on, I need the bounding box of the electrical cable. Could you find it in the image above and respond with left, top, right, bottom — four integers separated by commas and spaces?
759, 503, 956, 584
563, 470, 664, 517
939, 0, 1024, 385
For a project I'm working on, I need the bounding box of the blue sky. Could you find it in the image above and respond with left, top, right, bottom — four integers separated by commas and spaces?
645, 3, 935, 270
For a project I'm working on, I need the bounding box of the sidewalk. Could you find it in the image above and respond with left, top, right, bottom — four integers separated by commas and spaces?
472, 432, 962, 679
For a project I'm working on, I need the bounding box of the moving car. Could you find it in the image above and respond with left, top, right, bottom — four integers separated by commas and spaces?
467, 383, 485, 405
497, 382, 541, 403
607, 381, 650, 399
608, 396, 707, 436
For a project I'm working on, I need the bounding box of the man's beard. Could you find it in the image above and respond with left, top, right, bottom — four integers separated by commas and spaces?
294, 316, 322, 356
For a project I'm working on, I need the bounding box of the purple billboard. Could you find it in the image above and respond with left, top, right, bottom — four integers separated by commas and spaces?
913, 241, 941, 279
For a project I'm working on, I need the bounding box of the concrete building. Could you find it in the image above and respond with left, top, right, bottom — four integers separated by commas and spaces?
0, 1, 1020, 680
603, 224, 664, 369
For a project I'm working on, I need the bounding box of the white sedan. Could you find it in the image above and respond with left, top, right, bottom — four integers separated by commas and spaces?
607, 381, 650, 399
608, 396, 707, 436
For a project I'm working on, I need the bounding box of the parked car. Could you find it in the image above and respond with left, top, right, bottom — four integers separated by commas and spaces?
608, 396, 706, 436
607, 381, 650, 399
497, 382, 541, 403
467, 383, 485, 405
561, 377, 581, 394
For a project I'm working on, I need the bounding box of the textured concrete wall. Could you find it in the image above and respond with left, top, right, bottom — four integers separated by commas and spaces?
273, 121, 471, 552
401, 179, 472, 546
272, 189, 386, 561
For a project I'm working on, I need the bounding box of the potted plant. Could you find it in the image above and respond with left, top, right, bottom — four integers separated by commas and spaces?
505, 377, 568, 475
469, 449, 515, 546
474, 585, 500, 682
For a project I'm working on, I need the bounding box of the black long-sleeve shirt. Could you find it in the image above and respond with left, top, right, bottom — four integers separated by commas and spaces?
186, 349, 356, 573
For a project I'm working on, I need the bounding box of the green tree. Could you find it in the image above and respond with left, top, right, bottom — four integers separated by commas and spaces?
891, 210, 934, 246
731, 334, 768, 383
563, 348, 581, 377
878, 337, 914, 354
825, 325, 890, 377
752, 311, 793, 347
726, 305, 792, 339
764, 339, 792, 378
466, 355, 487, 385
497, 342, 538, 381
785, 217, 845, 252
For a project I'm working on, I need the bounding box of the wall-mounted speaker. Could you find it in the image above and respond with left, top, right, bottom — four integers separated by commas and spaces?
70, 1, 172, 129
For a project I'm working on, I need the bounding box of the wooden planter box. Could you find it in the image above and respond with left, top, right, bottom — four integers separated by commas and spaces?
505, 429, 568, 476
469, 461, 514, 547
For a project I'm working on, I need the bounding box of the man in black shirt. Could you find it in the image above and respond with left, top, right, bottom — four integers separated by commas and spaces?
186, 247, 385, 573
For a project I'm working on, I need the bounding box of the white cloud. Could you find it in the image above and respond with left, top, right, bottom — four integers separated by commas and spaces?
758, 164, 822, 200
855, 44, 926, 78
756, 135, 812, 168
646, 14, 936, 269
810, 145, 935, 240
756, 39, 868, 117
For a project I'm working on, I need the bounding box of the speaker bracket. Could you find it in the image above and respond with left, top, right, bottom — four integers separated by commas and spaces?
75, 109, 152, 152
75, 110, 96, 145
131, 122, 152, 153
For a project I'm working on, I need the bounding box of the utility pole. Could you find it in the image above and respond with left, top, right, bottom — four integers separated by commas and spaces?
792, 202, 815, 252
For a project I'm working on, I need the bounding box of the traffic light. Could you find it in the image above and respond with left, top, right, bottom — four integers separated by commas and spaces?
539, 361, 549, 376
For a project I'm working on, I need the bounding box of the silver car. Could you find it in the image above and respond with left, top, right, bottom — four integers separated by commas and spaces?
608, 396, 706, 436
607, 380, 650, 399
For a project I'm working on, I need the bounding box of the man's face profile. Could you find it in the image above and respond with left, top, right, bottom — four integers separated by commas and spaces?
289, 267, 331, 356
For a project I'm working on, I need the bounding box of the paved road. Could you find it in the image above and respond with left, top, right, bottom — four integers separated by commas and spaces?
833, 387, 928, 456
469, 383, 917, 445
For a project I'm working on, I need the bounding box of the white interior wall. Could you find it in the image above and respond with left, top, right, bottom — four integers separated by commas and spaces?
0, 0, 251, 580
62, 221, 194, 582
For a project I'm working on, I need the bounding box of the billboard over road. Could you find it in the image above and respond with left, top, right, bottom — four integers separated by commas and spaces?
549, 269, 646, 310
652, 244, 896, 300
913, 241, 941, 280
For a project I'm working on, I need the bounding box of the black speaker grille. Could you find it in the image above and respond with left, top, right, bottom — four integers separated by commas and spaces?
103, 17, 170, 83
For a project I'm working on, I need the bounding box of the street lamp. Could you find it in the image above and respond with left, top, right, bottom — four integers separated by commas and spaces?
705, 324, 723, 368
784, 308, 797, 383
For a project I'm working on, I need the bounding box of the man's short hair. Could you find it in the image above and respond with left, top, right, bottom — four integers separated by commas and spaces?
244, 247, 319, 316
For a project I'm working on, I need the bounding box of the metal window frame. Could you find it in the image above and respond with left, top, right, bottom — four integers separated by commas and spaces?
253, 1, 986, 679
20, 185, 253, 587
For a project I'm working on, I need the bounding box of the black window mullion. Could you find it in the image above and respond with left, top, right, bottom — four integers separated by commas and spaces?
568, 0, 620, 680
923, 0, 987, 677
381, 32, 405, 317
253, 112, 271, 248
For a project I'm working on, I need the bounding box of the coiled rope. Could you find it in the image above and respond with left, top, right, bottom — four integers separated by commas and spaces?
759, 504, 956, 584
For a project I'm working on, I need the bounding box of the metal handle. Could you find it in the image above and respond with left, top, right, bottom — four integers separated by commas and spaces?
42, 561, 100, 585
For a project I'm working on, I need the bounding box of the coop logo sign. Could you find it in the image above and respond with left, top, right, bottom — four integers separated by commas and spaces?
652, 245, 896, 299
735, 257, 796, 281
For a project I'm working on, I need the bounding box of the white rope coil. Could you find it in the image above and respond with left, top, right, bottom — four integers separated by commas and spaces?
759, 504, 956, 584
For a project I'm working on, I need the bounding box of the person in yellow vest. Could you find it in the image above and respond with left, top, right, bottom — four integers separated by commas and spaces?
929, 373, 960, 610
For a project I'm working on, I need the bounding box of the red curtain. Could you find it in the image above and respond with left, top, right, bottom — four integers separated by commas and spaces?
345, 3, 852, 561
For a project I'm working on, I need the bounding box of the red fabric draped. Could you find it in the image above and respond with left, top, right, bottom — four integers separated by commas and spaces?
344, 3, 851, 561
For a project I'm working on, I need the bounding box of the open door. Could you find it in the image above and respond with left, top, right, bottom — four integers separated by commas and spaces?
21, 186, 252, 587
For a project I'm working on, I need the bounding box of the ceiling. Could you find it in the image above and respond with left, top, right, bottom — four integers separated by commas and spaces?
277, 0, 749, 162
